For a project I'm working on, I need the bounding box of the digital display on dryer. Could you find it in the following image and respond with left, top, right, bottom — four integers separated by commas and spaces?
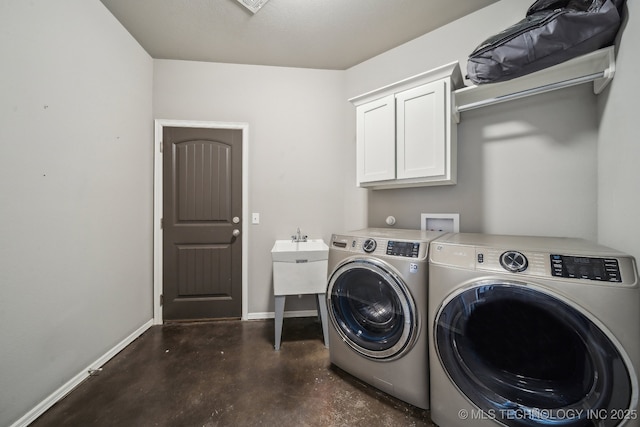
550, 255, 621, 282
386, 241, 420, 258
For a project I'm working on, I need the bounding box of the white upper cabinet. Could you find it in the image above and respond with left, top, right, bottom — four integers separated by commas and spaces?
396, 80, 446, 180
356, 95, 395, 183
350, 62, 463, 190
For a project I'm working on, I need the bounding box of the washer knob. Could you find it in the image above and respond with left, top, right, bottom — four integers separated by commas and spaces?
500, 251, 528, 273
362, 238, 377, 253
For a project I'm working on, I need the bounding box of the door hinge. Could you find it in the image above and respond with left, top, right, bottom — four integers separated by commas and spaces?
160, 218, 163, 229
159, 140, 163, 153
160, 294, 164, 306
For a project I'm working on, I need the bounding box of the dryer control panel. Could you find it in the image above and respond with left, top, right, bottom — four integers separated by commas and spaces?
430, 233, 638, 286
551, 255, 622, 282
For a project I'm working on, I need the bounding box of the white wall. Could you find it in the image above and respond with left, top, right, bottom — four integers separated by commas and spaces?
153, 60, 364, 316
0, 1, 153, 426
346, 0, 599, 241
598, 2, 640, 261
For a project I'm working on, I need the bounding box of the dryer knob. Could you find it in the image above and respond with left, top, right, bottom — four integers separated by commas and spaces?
363, 238, 377, 253
500, 251, 528, 273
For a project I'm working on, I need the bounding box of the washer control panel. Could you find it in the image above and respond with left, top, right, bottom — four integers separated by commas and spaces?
331, 235, 426, 259
551, 255, 622, 282
362, 238, 377, 253
386, 241, 420, 258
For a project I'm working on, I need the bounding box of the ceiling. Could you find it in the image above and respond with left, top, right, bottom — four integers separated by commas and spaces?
100, 0, 499, 70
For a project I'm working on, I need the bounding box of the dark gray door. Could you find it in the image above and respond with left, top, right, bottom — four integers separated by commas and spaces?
163, 126, 242, 320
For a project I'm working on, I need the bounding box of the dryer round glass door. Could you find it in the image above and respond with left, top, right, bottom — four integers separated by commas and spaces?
435, 282, 633, 427
327, 258, 417, 360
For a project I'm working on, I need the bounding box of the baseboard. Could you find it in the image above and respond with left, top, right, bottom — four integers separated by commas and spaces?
247, 309, 319, 320
10, 319, 154, 427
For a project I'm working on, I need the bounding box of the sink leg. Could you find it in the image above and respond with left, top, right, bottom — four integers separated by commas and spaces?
274, 295, 286, 350
316, 293, 329, 348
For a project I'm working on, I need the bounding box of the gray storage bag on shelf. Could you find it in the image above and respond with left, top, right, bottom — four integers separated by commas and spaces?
467, 0, 625, 84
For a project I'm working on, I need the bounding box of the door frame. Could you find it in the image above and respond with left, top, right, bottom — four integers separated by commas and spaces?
153, 119, 249, 324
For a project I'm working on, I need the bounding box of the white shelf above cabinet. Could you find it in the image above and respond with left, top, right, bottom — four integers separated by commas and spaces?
453, 46, 615, 120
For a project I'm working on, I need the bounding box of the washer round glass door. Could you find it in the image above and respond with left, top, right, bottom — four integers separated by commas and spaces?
327, 258, 417, 360
435, 282, 632, 427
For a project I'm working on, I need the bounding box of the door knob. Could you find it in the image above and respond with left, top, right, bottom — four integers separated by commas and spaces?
232, 229, 241, 237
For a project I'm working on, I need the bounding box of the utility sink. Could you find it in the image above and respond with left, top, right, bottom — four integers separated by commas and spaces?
271, 239, 329, 263
271, 239, 329, 296
271, 237, 330, 350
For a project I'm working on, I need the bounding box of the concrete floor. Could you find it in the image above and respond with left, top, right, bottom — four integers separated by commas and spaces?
31, 318, 435, 426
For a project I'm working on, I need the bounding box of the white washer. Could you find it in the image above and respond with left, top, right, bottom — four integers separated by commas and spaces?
429, 233, 639, 427
327, 228, 445, 409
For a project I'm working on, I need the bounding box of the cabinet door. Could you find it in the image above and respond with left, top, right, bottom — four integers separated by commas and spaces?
396, 80, 446, 180
356, 95, 395, 184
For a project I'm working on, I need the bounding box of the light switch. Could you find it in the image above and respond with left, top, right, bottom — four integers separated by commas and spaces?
252, 213, 260, 224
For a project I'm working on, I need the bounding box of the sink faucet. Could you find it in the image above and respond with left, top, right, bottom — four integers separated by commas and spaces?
292, 227, 308, 242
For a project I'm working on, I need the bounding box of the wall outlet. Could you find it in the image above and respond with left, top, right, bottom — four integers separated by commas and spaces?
421, 213, 459, 233
252, 213, 260, 224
